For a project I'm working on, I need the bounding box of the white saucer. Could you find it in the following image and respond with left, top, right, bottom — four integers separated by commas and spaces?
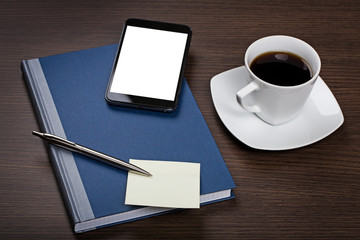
210, 66, 344, 150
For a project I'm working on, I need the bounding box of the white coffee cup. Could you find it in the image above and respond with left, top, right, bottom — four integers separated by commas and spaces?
236, 35, 321, 125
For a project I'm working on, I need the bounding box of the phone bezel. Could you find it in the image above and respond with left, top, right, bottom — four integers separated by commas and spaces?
105, 18, 192, 112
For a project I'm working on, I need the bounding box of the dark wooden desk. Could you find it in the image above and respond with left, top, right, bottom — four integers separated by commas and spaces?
1, 0, 359, 239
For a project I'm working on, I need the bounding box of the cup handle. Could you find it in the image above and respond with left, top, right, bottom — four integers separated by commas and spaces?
236, 81, 261, 112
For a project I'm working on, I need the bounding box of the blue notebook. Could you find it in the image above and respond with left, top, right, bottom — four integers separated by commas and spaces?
21, 44, 236, 233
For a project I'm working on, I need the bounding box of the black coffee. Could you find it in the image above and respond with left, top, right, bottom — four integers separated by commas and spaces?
250, 51, 312, 86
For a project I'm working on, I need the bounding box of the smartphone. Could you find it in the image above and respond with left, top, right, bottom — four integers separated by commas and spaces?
105, 19, 192, 112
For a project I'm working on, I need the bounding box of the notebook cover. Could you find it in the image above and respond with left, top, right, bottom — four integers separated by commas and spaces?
21, 44, 236, 233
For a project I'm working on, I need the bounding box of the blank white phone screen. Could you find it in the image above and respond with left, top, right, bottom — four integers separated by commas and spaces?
110, 26, 188, 101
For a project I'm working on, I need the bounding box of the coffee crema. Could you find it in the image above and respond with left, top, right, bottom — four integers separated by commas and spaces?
250, 51, 312, 87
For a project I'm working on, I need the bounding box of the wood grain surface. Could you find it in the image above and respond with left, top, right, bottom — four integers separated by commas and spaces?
1, 0, 359, 239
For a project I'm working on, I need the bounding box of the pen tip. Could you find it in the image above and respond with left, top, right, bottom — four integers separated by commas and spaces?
141, 171, 152, 177
143, 171, 152, 177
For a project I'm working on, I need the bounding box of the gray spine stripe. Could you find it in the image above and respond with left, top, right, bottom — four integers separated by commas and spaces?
26, 59, 94, 223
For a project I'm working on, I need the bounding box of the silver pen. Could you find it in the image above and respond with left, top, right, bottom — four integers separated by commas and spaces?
32, 131, 151, 177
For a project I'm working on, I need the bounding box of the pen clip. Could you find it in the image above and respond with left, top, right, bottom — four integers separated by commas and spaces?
44, 133, 76, 146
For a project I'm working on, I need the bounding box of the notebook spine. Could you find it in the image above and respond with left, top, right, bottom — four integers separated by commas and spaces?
21, 59, 95, 232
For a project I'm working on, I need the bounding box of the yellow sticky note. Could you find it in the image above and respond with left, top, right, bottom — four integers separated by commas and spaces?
125, 159, 200, 208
